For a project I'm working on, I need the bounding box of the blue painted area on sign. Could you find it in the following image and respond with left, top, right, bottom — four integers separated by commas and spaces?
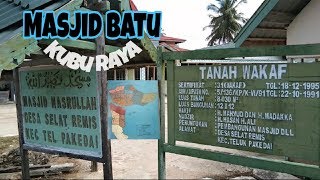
107, 81, 160, 139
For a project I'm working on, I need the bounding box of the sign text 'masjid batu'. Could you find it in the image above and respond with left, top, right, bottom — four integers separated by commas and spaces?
173, 63, 320, 163
23, 10, 161, 40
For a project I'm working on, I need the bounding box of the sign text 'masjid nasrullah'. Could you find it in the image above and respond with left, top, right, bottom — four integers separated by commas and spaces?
20, 68, 102, 157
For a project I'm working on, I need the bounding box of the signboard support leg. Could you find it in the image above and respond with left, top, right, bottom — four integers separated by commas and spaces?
167, 61, 176, 146
157, 47, 166, 179
91, 161, 98, 172
96, 27, 113, 179
13, 69, 30, 179
20, 149, 30, 179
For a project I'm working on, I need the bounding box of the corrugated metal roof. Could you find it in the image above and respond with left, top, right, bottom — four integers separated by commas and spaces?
0, 0, 68, 31
0, 0, 69, 44
234, 0, 311, 47
249, 0, 310, 39
0, 0, 79, 73
160, 35, 186, 43
273, 0, 309, 14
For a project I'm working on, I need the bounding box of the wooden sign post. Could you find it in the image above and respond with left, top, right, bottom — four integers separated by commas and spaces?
90, 0, 113, 176
12, 1, 114, 179
13, 69, 30, 179
96, 26, 113, 180
14, 66, 112, 179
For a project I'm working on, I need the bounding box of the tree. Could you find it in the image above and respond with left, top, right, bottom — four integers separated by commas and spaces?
204, 0, 247, 46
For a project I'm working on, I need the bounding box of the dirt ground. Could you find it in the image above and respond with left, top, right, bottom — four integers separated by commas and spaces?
51, 141, 253, 179
0, 137, 253, 179
0, 136, 19, 154
61, 140, 259, 179
0, 103, 293, 179
0, 103, 18, 137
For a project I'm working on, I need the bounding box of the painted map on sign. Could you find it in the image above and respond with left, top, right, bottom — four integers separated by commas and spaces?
107, 81, 160, 139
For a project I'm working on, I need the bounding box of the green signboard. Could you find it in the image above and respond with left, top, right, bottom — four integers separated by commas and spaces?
19, 67, 102, 158
173, 63, 320, 163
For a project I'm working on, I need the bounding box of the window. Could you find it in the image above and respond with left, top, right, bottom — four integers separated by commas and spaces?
135, 68, 140, 80
116, 69, 125, 80
107, 70, 115, 80
148, 66, 157, 80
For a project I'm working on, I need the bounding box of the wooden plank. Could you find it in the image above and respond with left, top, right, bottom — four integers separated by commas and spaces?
88, 0, 110, 173
0, 165, 51, 174
261, 21, 291, 26
157, 47, 166, 179
162, 43, 320, 61
30, 163, 74, 177
255, 27, 287, 32
96, 27, 113, 180
167, 61, 176, 146
13, 69, 30, 179
90, 161, 98, 172
164, 144, 320, 179
19, 57, 59, 67
140, 34, 159, 62
247, 38, 286, 42
234, 0, 279, 47
264, 11, 295, 23
268, 11, 295, 18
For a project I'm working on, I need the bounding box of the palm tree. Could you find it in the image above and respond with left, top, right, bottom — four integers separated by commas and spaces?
204, 0, 247, 46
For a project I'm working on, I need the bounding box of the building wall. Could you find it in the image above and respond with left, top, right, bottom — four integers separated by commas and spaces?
287, 0, 320, 45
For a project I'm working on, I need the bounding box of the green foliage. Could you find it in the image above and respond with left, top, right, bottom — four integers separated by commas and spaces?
204, 0, 247, 46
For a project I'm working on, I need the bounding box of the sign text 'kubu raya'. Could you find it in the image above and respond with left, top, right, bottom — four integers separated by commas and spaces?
22, 10, 162, 72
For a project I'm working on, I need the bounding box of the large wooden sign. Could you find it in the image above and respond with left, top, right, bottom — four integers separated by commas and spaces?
19, 67, 103, 159
173, 63, 320, 163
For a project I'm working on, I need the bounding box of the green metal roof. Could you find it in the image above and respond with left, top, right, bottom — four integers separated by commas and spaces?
0, 0, 82, 73
0, 0, 158, 77
0, 0, 69, 31
0, 0, 69, 45
234, 0, 311, 47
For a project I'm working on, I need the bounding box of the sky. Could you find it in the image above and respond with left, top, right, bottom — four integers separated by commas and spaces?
132, 0, 264, 50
